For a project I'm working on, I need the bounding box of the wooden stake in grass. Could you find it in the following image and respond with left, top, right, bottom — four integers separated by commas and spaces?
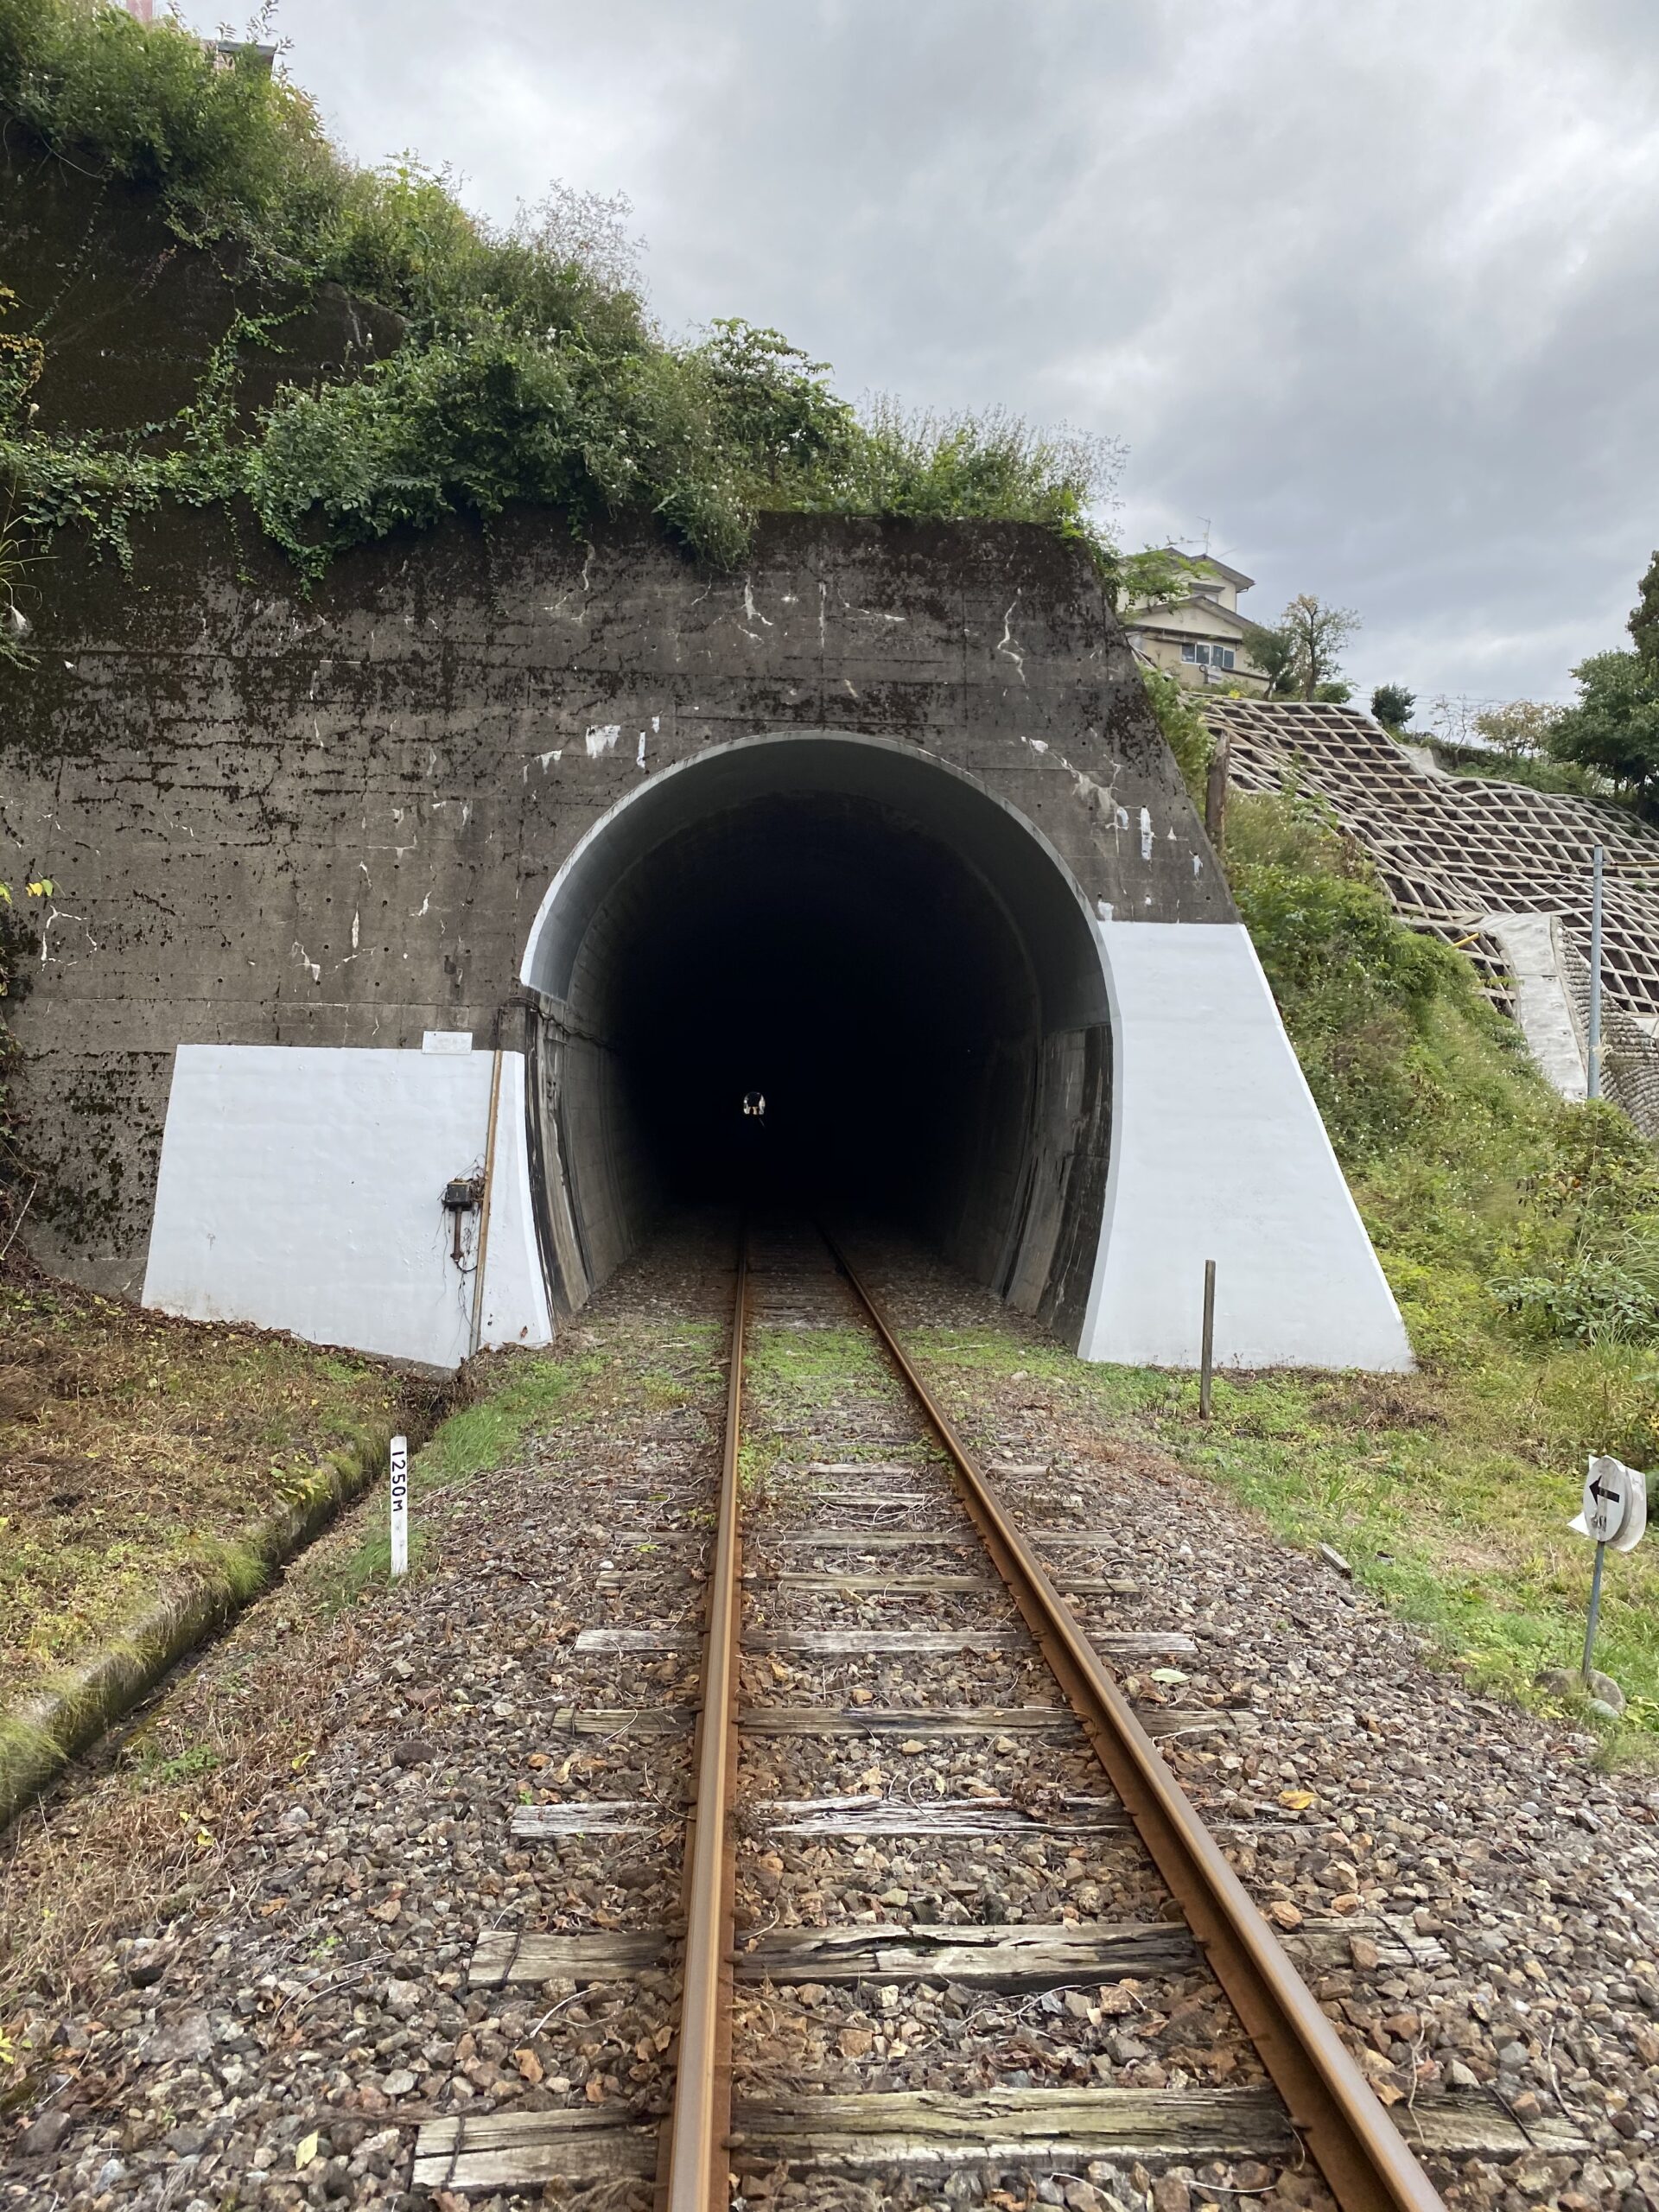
390, 1434, 409, 1579
1205, 734, 1230, 854
1199, 1260, 1217, 1421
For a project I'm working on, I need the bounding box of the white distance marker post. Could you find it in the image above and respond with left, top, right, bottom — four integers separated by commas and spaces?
1568, 1453, 1647, 1683
390, 1433, 410, 1580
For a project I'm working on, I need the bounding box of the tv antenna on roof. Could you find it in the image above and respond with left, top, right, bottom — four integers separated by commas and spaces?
1197, 518, 1212, 555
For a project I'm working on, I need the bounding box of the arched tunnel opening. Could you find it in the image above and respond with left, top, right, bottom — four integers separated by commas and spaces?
607, 797, 1036, 1214
522, 736, 1114, 1342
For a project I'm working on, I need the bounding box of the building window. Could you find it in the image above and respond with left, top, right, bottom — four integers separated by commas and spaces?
1180, 642, 1236, 670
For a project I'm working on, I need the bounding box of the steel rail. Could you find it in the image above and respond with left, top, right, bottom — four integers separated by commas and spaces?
823, 1231, 1445, 2212
662, 1229, 748, 2212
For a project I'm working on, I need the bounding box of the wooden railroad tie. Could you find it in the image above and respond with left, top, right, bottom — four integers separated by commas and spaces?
412, 2088, 1586, 2193
593, 1569, 1138, 1595
465, 1914, 1447, 1993
514, 1794, 1135, 1839
539, 1702, 1250, 1740
572, 1627, 1198, 1656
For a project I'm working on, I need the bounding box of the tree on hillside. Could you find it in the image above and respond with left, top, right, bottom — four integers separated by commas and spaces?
1248, 626, 1300, 696
1472, 700, 1560, 755
1549, 652, 1659, 807
1630, 549, 1659, 665
1279, 594, 1360, 699
1541, 553, 1659, 810
1370, 683, 1415, 729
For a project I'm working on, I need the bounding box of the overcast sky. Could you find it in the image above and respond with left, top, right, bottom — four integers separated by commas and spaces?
226, 0, 1658, 715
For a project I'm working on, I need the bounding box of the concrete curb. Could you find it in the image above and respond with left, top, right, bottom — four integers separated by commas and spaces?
0, 1416, 414, 1833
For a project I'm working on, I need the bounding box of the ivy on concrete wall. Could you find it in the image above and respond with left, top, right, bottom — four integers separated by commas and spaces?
0, 877, 52, 1248
0, 0, 1128, 589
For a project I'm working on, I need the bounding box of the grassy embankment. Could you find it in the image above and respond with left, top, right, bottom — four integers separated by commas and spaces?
931, 778, 1659, 1750
0, 1269, 415, 1709
0, 1319, 718, 2016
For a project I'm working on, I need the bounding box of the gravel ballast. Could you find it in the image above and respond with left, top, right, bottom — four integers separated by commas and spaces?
3, 1219, 1655, 2212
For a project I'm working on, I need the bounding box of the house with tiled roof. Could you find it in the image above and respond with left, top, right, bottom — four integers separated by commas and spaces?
1122, 555, 1272, 693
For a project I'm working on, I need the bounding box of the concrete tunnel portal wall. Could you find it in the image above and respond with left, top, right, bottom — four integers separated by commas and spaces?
518, 733, 1113, 1338
3, 506, 1412, 1372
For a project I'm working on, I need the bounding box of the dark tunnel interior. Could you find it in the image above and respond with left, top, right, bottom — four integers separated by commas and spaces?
588, 795, 1039, 1218
524, 738, 1113, 1336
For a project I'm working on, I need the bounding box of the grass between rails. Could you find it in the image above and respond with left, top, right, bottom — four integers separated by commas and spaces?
740, 1322, 925, 1503
0, 1264, 410, 1704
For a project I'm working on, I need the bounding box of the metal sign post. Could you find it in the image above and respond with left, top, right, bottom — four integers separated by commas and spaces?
1568, 1453, 1646, 1683
1582, 1541, 1607, 1686
1199, 1259, 1217, 1420
390, 1433, 410, 1580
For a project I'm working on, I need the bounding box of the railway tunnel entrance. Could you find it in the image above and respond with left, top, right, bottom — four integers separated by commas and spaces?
519, 733, 1113, 1341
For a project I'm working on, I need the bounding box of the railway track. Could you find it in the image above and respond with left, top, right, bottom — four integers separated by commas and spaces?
411, 1224, 1581, 2209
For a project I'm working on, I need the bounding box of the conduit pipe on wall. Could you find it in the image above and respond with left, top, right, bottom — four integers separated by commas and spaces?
467, 1048, 506, 1359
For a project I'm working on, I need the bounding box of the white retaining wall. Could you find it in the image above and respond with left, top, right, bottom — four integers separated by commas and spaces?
1080, 921, 1413, 1371
140, 925, 1412, 1373
142, 1045, 552, 1368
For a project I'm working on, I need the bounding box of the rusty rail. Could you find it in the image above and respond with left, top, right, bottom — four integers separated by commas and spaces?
823, 1232, 1445, 2212
661, 1226, 1444, 2211
661, 1230, 747, 2212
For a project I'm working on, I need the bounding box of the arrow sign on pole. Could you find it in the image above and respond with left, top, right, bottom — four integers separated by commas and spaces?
1568, 1455, 1646, 1688
1570, 1455, 1647, 1549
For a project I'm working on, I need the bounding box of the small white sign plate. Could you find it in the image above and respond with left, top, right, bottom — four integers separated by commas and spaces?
390, 1433, 410, 1579
1571, 1454, 1647, 1549
423, 1030, 474, 1054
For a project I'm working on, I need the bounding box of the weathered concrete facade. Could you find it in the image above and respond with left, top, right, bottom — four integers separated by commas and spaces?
3, 511, 1179, 1261
3, 503, 1409, 1369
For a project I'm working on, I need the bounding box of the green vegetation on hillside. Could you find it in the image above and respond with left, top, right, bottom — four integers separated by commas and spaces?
0, 874, 52, 1243
1434, 739, 1618, 803
906, 779, 1659, 1746
1369, 681, 1415, 733
0, 1268, 410, 1700
1227, 787, 1659, 1369
1210, 785, 1659, 1742
0, 0, 1142, 588
1553, 643, 1659, 812
1424, 700, 1630, 805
